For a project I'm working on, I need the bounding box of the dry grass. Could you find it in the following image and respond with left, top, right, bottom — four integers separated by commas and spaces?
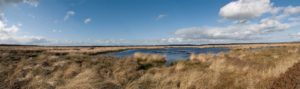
0, 53, 144, 89
0, 46, 168, 55
126, 46, 300, 89
133, 52, 166, 63
1, 44, 300, 89
189, 53, 215, 62
0, 48, 167, 89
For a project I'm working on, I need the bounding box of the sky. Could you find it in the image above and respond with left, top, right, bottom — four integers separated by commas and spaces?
1, 0, 300, 45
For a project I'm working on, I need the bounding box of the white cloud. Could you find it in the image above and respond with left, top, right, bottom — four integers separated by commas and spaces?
23, 0, 39, 7
0, 0, 39, 8
219, 0, 272, 20
95, 39, 129, 45
0, 21, 47, 44
84, 18, 91, 24
284, 6, 300, 15
290, 32, 300, 38
171, 0, 300, 44
0, 21, 18, 34
175, 17, 291, 42
64, 11, 75, 21
161, 37, 184, 43
156, 14, 167, 20
0, 36, 47, 44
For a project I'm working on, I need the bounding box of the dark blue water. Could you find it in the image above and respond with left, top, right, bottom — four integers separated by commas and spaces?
109, 47, 229, 63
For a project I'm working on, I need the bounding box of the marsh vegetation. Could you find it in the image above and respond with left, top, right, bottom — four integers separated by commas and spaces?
0, 44, 300, 89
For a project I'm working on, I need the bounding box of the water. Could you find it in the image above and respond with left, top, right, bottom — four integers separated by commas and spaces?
109, 47, 229, 63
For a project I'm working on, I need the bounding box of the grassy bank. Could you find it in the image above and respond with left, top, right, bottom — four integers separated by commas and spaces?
1, 45, 300, 89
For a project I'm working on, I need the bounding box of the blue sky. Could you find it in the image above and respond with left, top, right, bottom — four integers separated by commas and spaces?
1, 0, 300, 45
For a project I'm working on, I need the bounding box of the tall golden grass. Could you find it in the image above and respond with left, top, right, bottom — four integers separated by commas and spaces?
1, 45, 300, 89
133, 52, 166, 63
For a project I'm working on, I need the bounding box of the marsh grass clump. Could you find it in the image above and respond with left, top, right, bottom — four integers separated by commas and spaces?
132, 52, 167, 70
189, 53, 216, 62
133, 52, 166, 63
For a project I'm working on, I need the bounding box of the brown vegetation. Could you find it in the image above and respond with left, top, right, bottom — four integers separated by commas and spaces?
133, 52, 166, 63
189, 53, 215, 62
271, 59, 300, 89
1, 44, 300, 89
0, 51, 150, 89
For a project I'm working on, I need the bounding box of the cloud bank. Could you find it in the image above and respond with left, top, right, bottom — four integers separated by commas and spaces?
173, 0, 300, 44
175, 18, 290, 40
0, 16, 47, 44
